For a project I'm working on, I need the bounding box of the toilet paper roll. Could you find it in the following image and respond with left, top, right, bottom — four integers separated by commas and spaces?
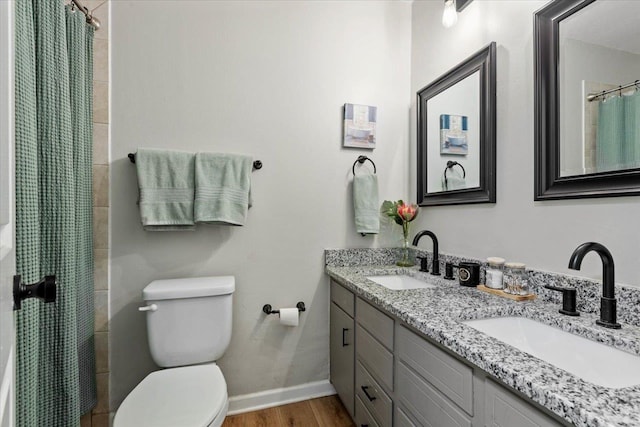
279, 308, 299, 327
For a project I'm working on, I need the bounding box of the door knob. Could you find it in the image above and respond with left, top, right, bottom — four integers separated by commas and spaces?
13, 275, 56, 310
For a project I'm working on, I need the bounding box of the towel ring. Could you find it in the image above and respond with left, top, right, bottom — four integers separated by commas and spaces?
352, 156, 376, 175
443, 160, 465, 188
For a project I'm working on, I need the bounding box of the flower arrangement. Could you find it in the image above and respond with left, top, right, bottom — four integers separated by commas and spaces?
381, 200, 419, 266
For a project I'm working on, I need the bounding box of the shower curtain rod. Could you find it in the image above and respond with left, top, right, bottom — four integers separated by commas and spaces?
70, 0, 101, 30
587, 80, 639, 102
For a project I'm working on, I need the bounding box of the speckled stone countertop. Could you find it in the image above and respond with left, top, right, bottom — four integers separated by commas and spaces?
326, 263, 640, 427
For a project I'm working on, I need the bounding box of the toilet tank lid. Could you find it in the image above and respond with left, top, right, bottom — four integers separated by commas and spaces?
143, 276, 235, 300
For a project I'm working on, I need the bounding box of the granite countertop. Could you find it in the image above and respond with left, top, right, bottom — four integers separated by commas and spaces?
326, 264, 640, 427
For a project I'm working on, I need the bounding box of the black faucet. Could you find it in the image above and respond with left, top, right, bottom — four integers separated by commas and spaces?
412, 230, 440, 276
568, 242, 620, 329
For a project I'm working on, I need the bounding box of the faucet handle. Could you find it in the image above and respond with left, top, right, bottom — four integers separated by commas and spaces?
444, 262, 455, 280
544, 284, 579, 316
417, 256, 429, 273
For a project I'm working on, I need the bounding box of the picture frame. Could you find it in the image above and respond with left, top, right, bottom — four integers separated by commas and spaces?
440, 114, 469, 155
343, 103, 377, 149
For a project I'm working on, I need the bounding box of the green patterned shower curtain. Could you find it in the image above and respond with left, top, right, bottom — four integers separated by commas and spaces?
15, 1, 96, 425
596, 96, 624, 172
596, 91, 640, 172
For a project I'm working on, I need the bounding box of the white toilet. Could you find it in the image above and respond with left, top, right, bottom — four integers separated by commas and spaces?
114, 276, 235, 427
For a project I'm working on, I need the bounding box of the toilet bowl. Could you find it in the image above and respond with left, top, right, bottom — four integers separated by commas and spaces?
114, 276, 235, 427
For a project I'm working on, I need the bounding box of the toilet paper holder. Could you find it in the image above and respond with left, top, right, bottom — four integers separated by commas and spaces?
262, 301, 306, 315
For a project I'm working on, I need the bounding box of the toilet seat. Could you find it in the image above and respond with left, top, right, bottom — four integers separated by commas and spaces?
114, 363, 228, 427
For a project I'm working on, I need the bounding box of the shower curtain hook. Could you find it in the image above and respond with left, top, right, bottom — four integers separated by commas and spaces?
635, 80, 639, 92
619, 85, 623, 97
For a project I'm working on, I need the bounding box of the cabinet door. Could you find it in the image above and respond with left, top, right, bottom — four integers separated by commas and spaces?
485, 380, 563, 427
330, 302, 355, 417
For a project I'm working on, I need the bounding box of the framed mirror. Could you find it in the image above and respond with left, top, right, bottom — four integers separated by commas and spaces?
417, 42, 496, 206
535, 0, 640, 200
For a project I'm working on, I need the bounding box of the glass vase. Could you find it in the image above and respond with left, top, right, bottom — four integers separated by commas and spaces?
396, 222, 415, 267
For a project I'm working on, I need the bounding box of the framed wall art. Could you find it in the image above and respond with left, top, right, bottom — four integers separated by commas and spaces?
343, 103, 377, 149
440, 114, 468, 155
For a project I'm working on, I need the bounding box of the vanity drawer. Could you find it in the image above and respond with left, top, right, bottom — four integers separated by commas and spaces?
397, 325, 473, 415
395, 407, 418, 427
355, 395, 380, 427
356, 297, 394, 350
396, 361, 472, 427
485, 379, 562, 427
331, 280, 354, 317
356, 361, 392, 427
356, 324, 393, 391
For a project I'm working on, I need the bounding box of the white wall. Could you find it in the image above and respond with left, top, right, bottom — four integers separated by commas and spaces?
411, 1, 640, 287
110, 1, 411, 409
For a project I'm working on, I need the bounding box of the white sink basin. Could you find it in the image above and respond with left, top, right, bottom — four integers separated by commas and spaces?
463, 316, 640, 389
366, 275, 436, 290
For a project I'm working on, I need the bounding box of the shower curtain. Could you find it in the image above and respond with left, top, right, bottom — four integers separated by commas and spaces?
15, 0, 96, 425
596, 91, 640, 172
624, 91, 640, 169
596, 96, 624, 172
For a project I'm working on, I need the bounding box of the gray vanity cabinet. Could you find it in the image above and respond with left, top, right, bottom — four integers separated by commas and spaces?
330, 281, 355, 417
329, 280, 566, 427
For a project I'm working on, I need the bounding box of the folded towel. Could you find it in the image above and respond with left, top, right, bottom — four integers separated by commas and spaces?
353, 174, 379, 234
136, 148, 196, 231
194, 153, 252, 225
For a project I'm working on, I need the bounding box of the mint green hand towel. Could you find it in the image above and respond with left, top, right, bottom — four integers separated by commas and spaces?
136, 148, 196, 231
195, 153, 252, 225
353, 174, 379, 234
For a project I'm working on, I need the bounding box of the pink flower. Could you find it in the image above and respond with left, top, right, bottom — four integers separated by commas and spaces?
397, 203, 418, 222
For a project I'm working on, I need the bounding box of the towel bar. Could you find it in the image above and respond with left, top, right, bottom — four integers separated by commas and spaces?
128, 153, 262, 170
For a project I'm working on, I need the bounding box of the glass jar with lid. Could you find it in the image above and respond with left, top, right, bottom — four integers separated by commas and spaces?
485, 257, 505, 289
503, 262, 529, 295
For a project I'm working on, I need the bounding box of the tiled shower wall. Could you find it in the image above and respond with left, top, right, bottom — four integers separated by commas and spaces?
82, 1, 110, 426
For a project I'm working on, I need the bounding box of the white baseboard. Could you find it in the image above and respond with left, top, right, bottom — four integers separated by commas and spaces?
227, 380, 336, 415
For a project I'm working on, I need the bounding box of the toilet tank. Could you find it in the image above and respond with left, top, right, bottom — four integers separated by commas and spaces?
142, 276, 235, 368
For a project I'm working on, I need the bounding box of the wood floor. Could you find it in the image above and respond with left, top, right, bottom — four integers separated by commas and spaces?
222, 395, 354, 427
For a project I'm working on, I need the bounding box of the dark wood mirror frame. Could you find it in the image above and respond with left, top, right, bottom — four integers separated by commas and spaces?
534, 0, 640, 200
417, 42, 496, 206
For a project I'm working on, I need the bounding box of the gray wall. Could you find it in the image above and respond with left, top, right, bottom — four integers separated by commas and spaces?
110, 1, 412, 410
410, 1, 640, 286
560, 38, 640, 175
